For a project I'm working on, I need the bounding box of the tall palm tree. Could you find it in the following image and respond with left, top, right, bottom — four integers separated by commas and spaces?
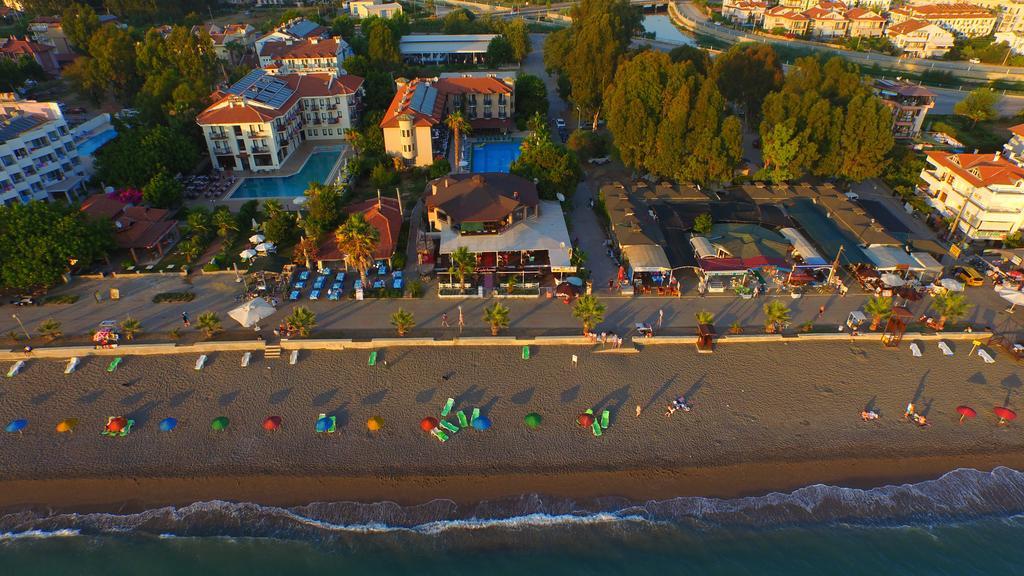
120, 316, 141, 340
286, 306, 317, 337
197, 311, 222, 338
695, 311, 714, 326
213, 208, 238, 239
863, 296, 892, 331
483, 302, 511, 335
448, 246, 476, 293
572, 294, 605, 335
445, 110, 471, 170
180, 237, 203, 264
762, 300, 791, 334
335, 213, 380, 286
185, 208, 212, 240
931, 292, 972, 330
264, 199, 284, 218
391, 308, 416, 336
37, 318, 62, 341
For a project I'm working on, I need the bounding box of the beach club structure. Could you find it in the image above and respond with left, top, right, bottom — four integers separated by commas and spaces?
317, 195, 403, 270
399, 34, 497, 65
423, 173, 574, 294
873, 78, 935, 140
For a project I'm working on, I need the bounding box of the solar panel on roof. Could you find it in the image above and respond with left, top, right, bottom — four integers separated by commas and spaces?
410, 84, 437, 115
225, 70, 294, 109
227, 69, 265, 95
287, 19, 318, 38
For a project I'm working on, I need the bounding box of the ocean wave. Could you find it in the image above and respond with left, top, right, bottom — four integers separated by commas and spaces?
2, 467, 1024, 540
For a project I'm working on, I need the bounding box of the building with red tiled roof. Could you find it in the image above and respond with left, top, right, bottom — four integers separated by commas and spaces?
763, 6, 811, 35
845, 7, 886, 37
380, 73, 515, 167
318, 196, 404, 267
886, 19, 954, 58
80, 195, 181, 263
891, 3, 996, 38
191, 22, 257, 62
197, 69, 364, 173
258, 36, 352, 75
722, 0, 768, 26
873, 78, 935, 139
919, 151, 1024, 241
0, 36, 58, 75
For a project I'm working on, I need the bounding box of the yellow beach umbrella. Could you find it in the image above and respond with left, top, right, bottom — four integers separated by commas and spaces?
367, 416, 383, 432
56, 418, 78, 433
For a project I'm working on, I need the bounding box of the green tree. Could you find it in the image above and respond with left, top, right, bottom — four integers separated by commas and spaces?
863, 296, 892, 330
83, 25, 139, 103
213, 207, 238, 239
370, 163, 396, 189
429, 158, 451, 178
179, 236, 203, 264
119, 316, 141, 340
303, 182, 344, 239
62, 2, 100, 54
263, 206, 297, 247
954, 87, 1001, 128
514, 74, 549, 128
331, 14, 356, 39
446, 111, 472, 170
511, 116, 582, 200
695, 311, 714, 326
37, 318, 62, 341
839, 93, 894, 182
142, 170, 183, 209
693, 213, 712, 235
486, 35, 515, 66
930, 292, 972, 330
292, 236, 319, 270
448, 246, 477, 293
196, 311, 222, 337
500, 18, 531, 62
335, 213, 380, 286
390, 307, 416, 336
286, 306, 317, 337
483, 302, 511, 335
760, 122, 803, 182
367, 19, 400, 66
762, 300, 791, 333
442, 8, 476, 34
668, 44, 711, 75
95, 124, 199, 188
712, 44, 783, 122
184, 207, 213, 241
572, 294, 606, 335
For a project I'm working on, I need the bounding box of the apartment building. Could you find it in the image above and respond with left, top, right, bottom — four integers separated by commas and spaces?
349, 0, 404, 19
1002, 124, 1024, 168
917, 0, 1024, 33
258, 36, 352, 76
886, 20, 955, 58
919, 151, 1024, 241
873, 78, 935, 139
254, 18, 328, 56
196, 69, 364, 173
0, 36, 58, 76
846, 7, 886, 37
721, 0, 768, 26
854, 0, 892, 11
997, 31, 1024, 56
380, 74, 514, 167
191, 23, 257, 62
764, 6, 811, 34
804, 3, 850, 39
0, 93, 84, 205
776, 0, 823, 10
890, 3, 996, 38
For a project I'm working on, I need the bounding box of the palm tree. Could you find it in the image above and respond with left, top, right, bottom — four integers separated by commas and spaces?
445, 110, 471, 170
185, 208, 212, 240
863, 296, 892, 331
695, 311, 714, 326
570, 248, 587, 270
391, 308, 416, 336
336, 213, 380, 286
213, 208, 238, 239
483, 302, 511, 335
505, 274, 518, 295
286, 306, 317, 337
180, 237, 203, 264
448, 246, 476, 293
931, 292, 972, 330
264, 199, 284, 218
572, 294, 605, 335
762, 300, 791, 334
37, 318, 62, 341
120, 316, 141, 340
196, 311, 222, 338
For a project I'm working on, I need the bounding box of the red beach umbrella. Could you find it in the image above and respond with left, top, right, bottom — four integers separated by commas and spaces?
994, 407, 1017, 426
263, 416, 282, 431
420, 417, 439, 433
577, 412, 595, 428
956, 406, 977, 424
105, 417, 127, 433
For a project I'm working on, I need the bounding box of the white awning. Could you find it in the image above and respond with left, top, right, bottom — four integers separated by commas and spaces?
779, 227, 827, 267
864, 244, 922, 271
622, 244, 671, 272
439, 200, 572, 271
690, 236, 716, 259
911, 252, 943, 273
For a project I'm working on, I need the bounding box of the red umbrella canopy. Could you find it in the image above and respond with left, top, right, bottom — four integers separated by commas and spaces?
106, 417, 127, 432
956, 406, 977, 417
577, 413, 595, 428
263, 416, 282, 430
994, 407, 1017, 422
420, 417, 439, 432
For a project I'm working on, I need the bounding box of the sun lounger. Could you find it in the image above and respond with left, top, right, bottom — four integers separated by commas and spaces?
910, 343, 922, 357
393, 278, 404, 290
288, 290, 300, 301
320, 267, 331, 276
471, 408, 480, 423
939, 341, 954, 356
309, 289, 320, 300
457, 410, 469, 428
240, 352, 251, 367
979, 349, 996, 364
522, 346, 530, 360
289, 350, 298, 365
195, 354, 207, 370
439, 420, 459, 434
107, 357, 122, 372
431, 428, 449, 442
299, 271, 310, 281
592, 421, 603, 437
327, 288, 340, 301
368, 351, 377, 366
313, 278, 325, 290
441, 397, 455, 417
600, 410, 610, 429
293, 280, 306, 289
335, 272, 345, 282
7, 360, 25, 378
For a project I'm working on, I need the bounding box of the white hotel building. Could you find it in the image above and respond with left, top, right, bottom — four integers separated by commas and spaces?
919, 149, 1024, 241
0, 93, 85, 205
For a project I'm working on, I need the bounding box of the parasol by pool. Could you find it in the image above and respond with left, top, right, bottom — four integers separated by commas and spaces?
5, 419, 27, 433
249, 234, 265, 244
420, 416, 439, 432
940, 278, 964, 292
158, 417, 178, 432
524, 412, 542, 429
956, 406, 976, 424
565, 277, 584, 288
211, 416, 230, 431
994, 406, 1017, 426
239, 248, 258, 260
263, 415, 282, 431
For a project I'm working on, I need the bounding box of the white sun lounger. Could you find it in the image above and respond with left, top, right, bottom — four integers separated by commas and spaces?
289, 350, 298, 365
910, 343, 922, 357
938, 341, 954, 356
6, 360, 25, 378
195, 354, 207, 370
240, 352, 251, 367
64, 357, 80, 374
978, 349, 996, 364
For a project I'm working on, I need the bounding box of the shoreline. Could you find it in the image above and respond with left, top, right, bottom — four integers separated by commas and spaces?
4, 451, 1024, 515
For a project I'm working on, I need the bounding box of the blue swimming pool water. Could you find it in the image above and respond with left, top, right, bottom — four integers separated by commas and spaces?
77, 129, 118, 156
470, 140, 521, 173
229, 149, 342, 199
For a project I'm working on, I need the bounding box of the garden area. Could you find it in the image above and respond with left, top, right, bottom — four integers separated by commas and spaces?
927, 114, 1017, 153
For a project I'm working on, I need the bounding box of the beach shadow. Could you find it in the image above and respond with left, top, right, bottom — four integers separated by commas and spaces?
1002, 374, 1023, 406
644, 373, 679, 411
912, 370, 930, 403
415, 387, 437, 404
560, 385, 580, 404
78, 389, 104, 405
219, 389, 241, 407
119, 378, 141, 388
456, 385, 486, 406
169, 389, 195, 408
510, 387, 535, 405
30, 390, 55, 406
269, 387, 292, 405
441, 370, 456, 382
594, 385, 630, 421
313, 388, 339, 407
865, 395, 878, 413
361, 389, 387, 405
128, 400, 161, 428
387, 349, 412, 366
331, 401, 350, 428
919, 398, 934, 417
121, 391, 146, 406
479, 395, 501, 416
967, 372, 987, 386
683, 375, 706, 403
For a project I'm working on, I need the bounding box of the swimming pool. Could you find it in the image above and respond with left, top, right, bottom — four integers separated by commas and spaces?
470, 140, 521, 173
77, 129, 118, 156
229, 149, 342, 199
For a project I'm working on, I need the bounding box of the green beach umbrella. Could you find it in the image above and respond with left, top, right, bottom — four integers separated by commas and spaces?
524, 412, 542, 429
211, 416, 230, 431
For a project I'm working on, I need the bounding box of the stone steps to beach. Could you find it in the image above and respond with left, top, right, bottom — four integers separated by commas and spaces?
264, 345, 281, 359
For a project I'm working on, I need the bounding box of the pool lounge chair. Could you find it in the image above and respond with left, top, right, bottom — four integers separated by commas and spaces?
240, 352, 251, 367
313, 277, 326, 290
522, 346, 530, 360
65, 357, 80, 374
320, 267, 331, 277
441, 397, 455, 417
328, 289, 340, 301
289, 290, 300, 301
299, 271, 310, 281
335, 272, 345, 282
456, 410, 469, 428
7, 360, 25, 378
107, 357, 122, 372
293, 280, 306, 289
471, 408, 480, 423
978, 349, 996, 364
910, 343, 922, 357
439, 420, 460, 434
393, 278, 404, 290
289, 350, 298, 365
939, 341, 954, 356
368, 351, 377, 366
195, 354, 207, 370
309, 289, 320, 300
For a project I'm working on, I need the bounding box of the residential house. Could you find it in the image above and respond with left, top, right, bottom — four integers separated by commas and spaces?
399, 34, 496, 65
854, 0, 892, 11
776, 0, 826, 10
890, 3, 996, 38
845, 7, 886, 37
763, 6, 811, 35
349, 0, 404, 19
79, 194, 180, 264
381, 74, 515, 167
1002, 124, 1024, 168
873, 78, 935, 139
254, 18, 328, 56
996, 31, 1024, 55
196, 69, 364, 172
804, 3, 850, 39
318, 196, 403, 269
925, 0, 1024, 33
886, 20, 955, 58
918, 151, 1024, 241
721, 0, 768, 26
259, 36, 352, 76
0, 36, 58, 76
192, 23, 258, 62
0, 93, 84, 205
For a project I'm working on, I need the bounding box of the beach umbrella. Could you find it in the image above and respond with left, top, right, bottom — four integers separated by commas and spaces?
577, 412, 595, 428
472, 416, 491, 431
5, 419, 27, 433
93, 329, 112, 343
255, 242, 276, 253
420, 416, 439, 432
292, 196, 307, 206
158, 417, 178, 432
315, 416, 333, 433
105, 416, 127, 433
263, 416, 282, 431
249, 234, 265, 244
556, 192, 566, 202
940, 278, 964, 292
994, 407, 1017, 426
56, 418, 78, 433
524, 412, 542, 429
565, 276, 584, 287
228, 297, 276, 328
956, 406, 977, 424
881, 273, 905, 287
995, 287, 1024, 313
367, 416, 383, 432
239, 248, 258, 260
211, 416, 230, 431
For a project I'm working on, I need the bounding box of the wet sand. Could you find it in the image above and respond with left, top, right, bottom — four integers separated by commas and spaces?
1, 342, 1022, 511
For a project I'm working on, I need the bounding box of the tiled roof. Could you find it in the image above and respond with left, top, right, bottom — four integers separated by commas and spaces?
197, 73, 363, 126
766, 6, 809, 20
887, 19, 933, 35
926, 151, 1024, 188
80, 195, 178, 249
380, 76, 512, 129
0, 36, 52, 57
261, 37, 342, 60
320, 197, 403, 261
426, 173, 538, 224
845, 7, 884, 20
434, 76, 512, 95
894, 3, 994, 19
1009, 123, 1024, 138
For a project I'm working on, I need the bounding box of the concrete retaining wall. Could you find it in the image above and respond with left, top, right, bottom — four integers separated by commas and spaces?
643, 330, 991, 345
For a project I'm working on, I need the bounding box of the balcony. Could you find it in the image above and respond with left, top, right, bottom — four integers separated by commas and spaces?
245, 131, 265, 138
210, 133, 229, 141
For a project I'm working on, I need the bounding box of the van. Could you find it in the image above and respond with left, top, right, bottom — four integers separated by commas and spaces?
955, 266, 984, 287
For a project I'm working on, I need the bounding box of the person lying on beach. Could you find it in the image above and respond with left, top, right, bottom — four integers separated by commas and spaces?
666, 397, 691, 416
860, 410, 879, 421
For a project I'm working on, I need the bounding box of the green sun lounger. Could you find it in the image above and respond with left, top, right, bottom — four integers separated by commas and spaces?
368, 351, 377, 366
439, 420, 459, 434
471, 408, 480, 422
107, 357, 122, 372
522, 345, 530, 360
431, 428, 449, 442
592, 421, 603, 437
441, 397, 455, 417
457, 410, 469, 428
600, 410, 610, 430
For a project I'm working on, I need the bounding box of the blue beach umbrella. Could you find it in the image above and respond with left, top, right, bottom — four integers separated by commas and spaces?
158, 417, 178, 432
5, 419, 27, 433
471, 416, 491, 431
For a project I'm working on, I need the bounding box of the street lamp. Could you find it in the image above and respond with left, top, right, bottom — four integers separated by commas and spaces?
11, 314, 30, 341
575, 105, 582, 131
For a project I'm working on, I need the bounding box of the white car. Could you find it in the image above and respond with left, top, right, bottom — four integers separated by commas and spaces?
844, 191, 859, 202
555, 118, 566, 130
588, 156, 611, 165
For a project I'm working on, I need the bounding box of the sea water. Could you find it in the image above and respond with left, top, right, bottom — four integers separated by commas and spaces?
3, 467, 1024, 575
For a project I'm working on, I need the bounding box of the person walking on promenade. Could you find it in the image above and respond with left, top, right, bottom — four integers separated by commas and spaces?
657, 309, 664, 330
818, 305, 825, 319
441, 312, 450, 328
182, 312, 190, 328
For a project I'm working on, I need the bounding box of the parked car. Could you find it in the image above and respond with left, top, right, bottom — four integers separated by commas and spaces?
9, 296, 38, 306
954, 266, 984, 287
555, 118, 566, 130
969, 58, 981, 64
844, 192, 859, 202
589, 156, 611, 165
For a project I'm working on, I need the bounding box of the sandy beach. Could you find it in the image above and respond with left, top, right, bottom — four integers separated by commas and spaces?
1, 342, 1022, 511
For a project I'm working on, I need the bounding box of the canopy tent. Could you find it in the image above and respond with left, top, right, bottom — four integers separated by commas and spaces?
864, 245, 922, 272
785, 199, 872, 266
228, 297, 276, 328
690, 236, 718, 260
622, 244, 671, 274
911, 252, 944, 282
779, 227, 828, 267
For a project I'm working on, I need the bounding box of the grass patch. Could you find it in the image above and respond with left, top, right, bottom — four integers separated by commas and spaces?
153, 292, 195, 303
43, 295, 80, 305
926, 115, 1015, 152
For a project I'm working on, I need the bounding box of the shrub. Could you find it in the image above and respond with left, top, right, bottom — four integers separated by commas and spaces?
202, 262, 221, 272
567, 130, 609, 161
43, 295, 79, 304
408, 279, 424, 298
153, 291, 195, 303
391, 252, 407, 271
